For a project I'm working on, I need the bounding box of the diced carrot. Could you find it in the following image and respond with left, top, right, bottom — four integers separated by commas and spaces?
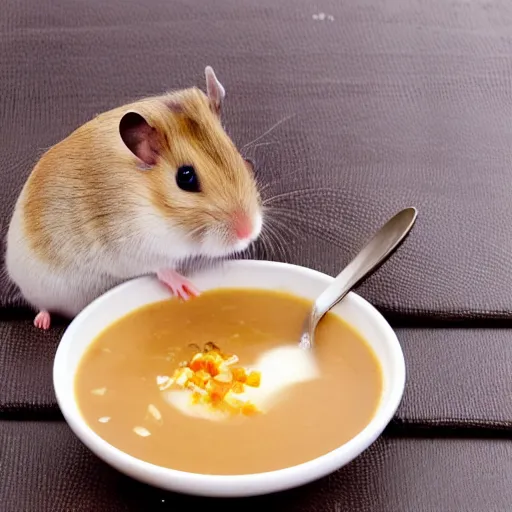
209, 391, 223, 404
206, 360, 219, 376
231, 367, 247, 383
189, 359, 204, 372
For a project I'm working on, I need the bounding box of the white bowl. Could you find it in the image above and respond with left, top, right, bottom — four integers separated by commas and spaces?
53, 260, 405, 498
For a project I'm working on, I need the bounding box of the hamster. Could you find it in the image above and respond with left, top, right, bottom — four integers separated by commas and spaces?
5, 66, 263, 330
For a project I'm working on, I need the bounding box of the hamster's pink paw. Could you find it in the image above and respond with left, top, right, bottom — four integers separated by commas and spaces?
157, 269, 200, 300
34, 310, 51, 330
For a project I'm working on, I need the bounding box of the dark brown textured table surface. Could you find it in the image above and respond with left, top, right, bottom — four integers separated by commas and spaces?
1, 0, 512, 510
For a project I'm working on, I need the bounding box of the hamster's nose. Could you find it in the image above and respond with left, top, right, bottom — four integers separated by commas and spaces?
233, 211, 253, 240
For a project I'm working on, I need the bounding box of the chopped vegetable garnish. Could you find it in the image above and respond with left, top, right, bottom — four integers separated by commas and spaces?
246, 371, 261, 387
165, 342, 262, 417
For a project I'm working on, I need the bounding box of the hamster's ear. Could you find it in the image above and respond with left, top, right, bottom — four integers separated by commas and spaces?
205, 66, 225, 116
119, 111, 160, 169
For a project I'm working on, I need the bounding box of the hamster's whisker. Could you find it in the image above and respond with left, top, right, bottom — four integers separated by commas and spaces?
240, 240, 256, 260
263, 205, 312, 222
243, 141, 281, 164
253, 160, 305, 195
265, 204, 325, 224
249, 242, 258, 260
268, 208, 320, 229
271, 227, 291, 263
270, 222, 294, 261
261, 222, 289, 263
263, 206, 327, 237
240, 114, 295, 153
258, 168, 311, 197
263, 212, 302, 242
258, 182, 273, 197
262, 187, 344, 206
253, 230, 270, 260
247, 141, 280, 152
261, 232, 276, 261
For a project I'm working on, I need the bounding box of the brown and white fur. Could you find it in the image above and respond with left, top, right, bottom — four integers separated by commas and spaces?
5, 67, 263, 330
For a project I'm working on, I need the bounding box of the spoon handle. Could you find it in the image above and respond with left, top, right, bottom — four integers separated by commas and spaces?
301, 207, 418, 348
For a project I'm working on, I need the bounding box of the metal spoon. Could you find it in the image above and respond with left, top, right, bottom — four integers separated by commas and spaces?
299, 207, 418, 350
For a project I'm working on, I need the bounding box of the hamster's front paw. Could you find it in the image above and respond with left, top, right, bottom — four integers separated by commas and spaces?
34, 310, 51, 330
157, 269, 200, 300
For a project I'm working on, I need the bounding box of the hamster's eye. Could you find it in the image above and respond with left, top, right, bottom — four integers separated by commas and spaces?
176, 165, 200, 193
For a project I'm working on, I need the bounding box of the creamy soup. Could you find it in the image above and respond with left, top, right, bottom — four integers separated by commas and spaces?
75, 288, 383, 475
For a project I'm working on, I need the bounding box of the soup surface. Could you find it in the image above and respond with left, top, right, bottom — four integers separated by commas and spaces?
75, 288, 382, 475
